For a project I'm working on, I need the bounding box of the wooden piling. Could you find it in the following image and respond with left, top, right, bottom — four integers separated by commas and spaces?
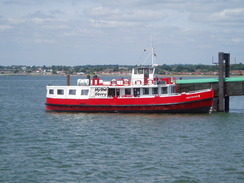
66, 75, 70, 86
87, 75, 91, 85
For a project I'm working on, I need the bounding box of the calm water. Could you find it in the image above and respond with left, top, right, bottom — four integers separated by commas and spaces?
0, 76, 243, 183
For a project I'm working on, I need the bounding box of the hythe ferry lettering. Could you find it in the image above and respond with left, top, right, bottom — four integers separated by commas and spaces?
95, 87, 107, 92
95, 93, 107, 97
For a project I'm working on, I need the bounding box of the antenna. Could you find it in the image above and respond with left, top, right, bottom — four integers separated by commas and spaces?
151, 42, 154, 66
151, 42, 158, 67
212, 56, 217, 65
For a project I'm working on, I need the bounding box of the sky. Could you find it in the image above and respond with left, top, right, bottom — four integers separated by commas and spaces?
0, 0, 243, 66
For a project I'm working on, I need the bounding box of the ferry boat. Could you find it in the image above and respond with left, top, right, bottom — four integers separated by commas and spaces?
45, 47, 214, 113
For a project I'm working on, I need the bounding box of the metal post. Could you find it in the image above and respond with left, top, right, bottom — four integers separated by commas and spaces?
218, 52, 225, 112
218, 52, 230, 112
224, 53, 230, 112
224, 54, 230, 77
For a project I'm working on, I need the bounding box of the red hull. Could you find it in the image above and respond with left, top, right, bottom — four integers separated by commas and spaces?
45, 90, 214, 113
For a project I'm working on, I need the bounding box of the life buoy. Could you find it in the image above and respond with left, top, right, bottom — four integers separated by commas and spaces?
148, 79, 153, 85
123, 79, 129, 86
135, 80, 142, 85
111, 79, 117, 86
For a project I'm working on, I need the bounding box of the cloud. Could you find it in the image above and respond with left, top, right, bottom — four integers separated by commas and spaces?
231, 38, 244, 43
0, 0, 243, 66
30, 17, 52, 24
28, 9, 59, 18
88, 6, 166, 22
50, 9, 65, 15
41, 24, 68, 30
90, 19, 141, 28
2, 0, 30, 5
34, 38, 56, 44
5, 18, 26, 24
0, 24, 13, 31
208, 8, 244, 26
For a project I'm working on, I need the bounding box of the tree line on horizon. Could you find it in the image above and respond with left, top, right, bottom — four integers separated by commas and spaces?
1, 63, 244, 75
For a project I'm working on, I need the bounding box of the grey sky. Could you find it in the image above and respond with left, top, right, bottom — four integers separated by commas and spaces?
0, 0, 243, 66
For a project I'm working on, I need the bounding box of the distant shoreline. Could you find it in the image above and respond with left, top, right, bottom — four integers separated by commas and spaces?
1, 73, 243, 77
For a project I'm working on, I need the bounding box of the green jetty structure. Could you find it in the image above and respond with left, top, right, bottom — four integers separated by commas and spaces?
176, 53, 244, 112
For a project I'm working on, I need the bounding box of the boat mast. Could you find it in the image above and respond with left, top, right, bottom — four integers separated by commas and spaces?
151, 42, 158, 68
141, 42, 158, 67
151, 43, 154, 66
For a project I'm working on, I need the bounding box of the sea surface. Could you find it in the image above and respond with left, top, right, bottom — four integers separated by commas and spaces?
0, 75, 243, 183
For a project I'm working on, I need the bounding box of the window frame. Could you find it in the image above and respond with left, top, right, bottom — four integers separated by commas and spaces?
143, 88, 149, 95
161, 87, 168, 94
81, 89, 89, 96
49, 89, 54, 94
57, 89, 64, 95
69, 89, 76, 95
125, 88, 131, 95
152, 88, 158, 94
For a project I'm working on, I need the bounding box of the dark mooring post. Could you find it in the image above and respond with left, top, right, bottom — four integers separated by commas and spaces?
66, 75, 70, 86
224, 53, 230, 112
218, 53, 224, 112
218, 52, 230, 112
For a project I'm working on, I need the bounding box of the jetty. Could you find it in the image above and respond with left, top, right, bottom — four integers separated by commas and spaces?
177, 52, 244, 112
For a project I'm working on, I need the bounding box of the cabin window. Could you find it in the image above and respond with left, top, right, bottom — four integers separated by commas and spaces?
152, 88, 158, 94
143, 88, 149, 95
133, 88, 140, 97
49, 89, 54, 94
171, 86, 176, 94
57, 89, 64, 95
125, 88, 131, 95
69, 89, 76, 95
161, 87, 168, 94
108, 88, 116, 97
81, 89, 89, 95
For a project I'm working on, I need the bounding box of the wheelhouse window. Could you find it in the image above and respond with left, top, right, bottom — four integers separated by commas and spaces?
125, 88, 131, 95
49, 89, 54, 94
57, 89, 64, 95
152, 88, 158, 94
161, 87, 168, 94
81, 89, 89, 96
138, 68, 143, 74
143, 88, 149, 95
69, 89, 76, 95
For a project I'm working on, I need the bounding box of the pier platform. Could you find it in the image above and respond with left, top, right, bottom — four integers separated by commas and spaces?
177, 77, 244, 97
